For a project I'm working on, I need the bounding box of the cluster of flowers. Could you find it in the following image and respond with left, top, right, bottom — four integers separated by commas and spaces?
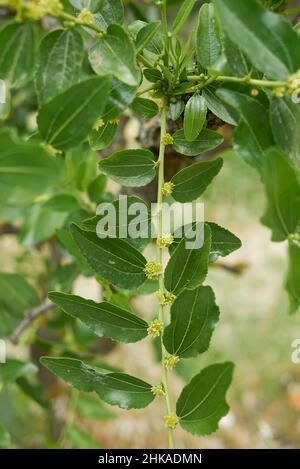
2, 0, 94, 25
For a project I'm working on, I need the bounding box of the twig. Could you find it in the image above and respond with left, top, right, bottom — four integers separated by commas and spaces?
10, 302, 54, 345
0, 223, 19, 235
214, 261, 249, 275
136, 85, 157, 96
186, 74, 288, 89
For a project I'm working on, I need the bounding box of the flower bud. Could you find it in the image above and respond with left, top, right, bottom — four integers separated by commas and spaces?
162, 133, 174, 146
147, 319, 163, 338
78, 8, 93, 25
162, 181, 174, 197
164, 354, 180, 370
156, 291, 176, 307
164, 414, 179, 429
151, 384, 166, 396
144, 261, 162, 280
157, 233, 174, 248
93, 118, 105, 131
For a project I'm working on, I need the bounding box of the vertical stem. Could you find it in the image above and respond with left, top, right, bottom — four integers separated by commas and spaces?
160, 0, 170, 65
157, 99, 175, 449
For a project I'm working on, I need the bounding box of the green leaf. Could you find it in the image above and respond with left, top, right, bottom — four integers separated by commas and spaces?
89, 24, 140, 87
131, 97, 159, 120
93, 372, 155, 410
172, 128, 224, 156
37, 76, 110, 150
89, 121, 117, 151
217, 89, 274, 172
143, 68, 162, 83
35, 29, 84, 105
40, 357, 99, 392
0, 359, 38, 385
165, 224, 211, 295
65, 424, 99, 449
261, 148, 300, 241
163, 286, 220, 358
0, 22, 37, 88
0, 128, 62, 204
47, 262, 79, 295
136, 21, 161, 52
172, 0, 197, 35
223, 36, 251, 77
94, 0, 124, 30
214, 0, 300, 80
81, 195, 151, 250
171, 158, 223, 202
169, 100, 185, 121
42, 194, 79, 213
0, 273, 39, 337
48, 292, 148, 343
16, 377, 50, 409
0, 424, 11, 449
99, 149, 156, 187
0, 83, 11, 121
176, 362, 234, 436
40, 357, 154, 409
70, 224, 147, 289
203, 88, 238, 125
88, 174, 107, 203
68, 0, 98, 11
129, 20, 162, 55
57, 227, 91, 272
103, 78, 137, 121
170, 221, 241, 261
69, 0, 124, 29
65, 147, 98, 192
184, 95, 207, 142
270, 98, 300, 173
208, 222, 242, 260
20, 203, 68, 246
76, 394, 115, 420
285, 241, 300, 314
207, 52, 228, 76
197, 3, 222, 69
233, 123, 268, 173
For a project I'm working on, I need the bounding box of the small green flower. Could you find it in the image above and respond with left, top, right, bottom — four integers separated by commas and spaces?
157, 233, 174, 248
162, 181, 174, 197
78, 8, 94, 25
40, 0, 63, 16
288, 70, 300, 94
156, 291, 176, 307
144, 261, 162, 280
163, 133, 174, 146
164, 354, 180, 370
42, 143, 62, 156
93, 118, 105, 131
288, 233, 300, 242
164, 414, 179, 429
273, 86, 286, 98
24, 2, 45, 20
147, 319, 163, 338
151, 384, 166, 397
63, 20, 76, 28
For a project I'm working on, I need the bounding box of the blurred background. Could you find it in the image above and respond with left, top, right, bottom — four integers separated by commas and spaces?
1, 0, 300, 450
